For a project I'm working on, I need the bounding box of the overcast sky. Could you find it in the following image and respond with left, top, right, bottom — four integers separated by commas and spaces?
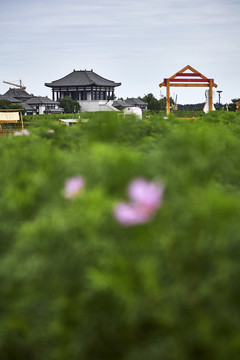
0, 0, 239, 104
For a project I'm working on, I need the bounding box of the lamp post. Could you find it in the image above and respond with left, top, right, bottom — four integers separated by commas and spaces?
217, 90, 222, 105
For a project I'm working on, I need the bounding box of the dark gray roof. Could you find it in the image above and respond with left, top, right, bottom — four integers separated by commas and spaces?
21, 102, 35, 111
112, 100, 131, 108
0, 94, 20, 103
3, 88, 32, 100
45, 69, 121, 88
26, 96, 59, 105
126, 98, 148, 106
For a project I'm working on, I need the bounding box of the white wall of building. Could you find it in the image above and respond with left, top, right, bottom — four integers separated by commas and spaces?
79, 100, 119, 112
39, 105, 45, 115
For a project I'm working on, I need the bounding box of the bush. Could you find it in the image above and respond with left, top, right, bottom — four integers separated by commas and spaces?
58, 96, 80, 114
1, 112, 240, 359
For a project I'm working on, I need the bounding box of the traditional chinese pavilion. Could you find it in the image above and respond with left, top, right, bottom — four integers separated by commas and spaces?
45, 69, 121, 112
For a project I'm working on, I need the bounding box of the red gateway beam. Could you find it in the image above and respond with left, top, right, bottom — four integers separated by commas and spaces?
175, 72, 202, 76
164, 78, 212, 83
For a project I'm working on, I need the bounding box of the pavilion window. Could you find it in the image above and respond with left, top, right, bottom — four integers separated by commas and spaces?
81, 91, 87, 100
71, 91, 78, 100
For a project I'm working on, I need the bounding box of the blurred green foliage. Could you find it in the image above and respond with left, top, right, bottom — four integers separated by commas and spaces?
1, 111, 240, 359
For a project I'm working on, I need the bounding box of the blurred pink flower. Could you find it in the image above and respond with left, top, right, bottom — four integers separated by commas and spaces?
14, 129, 30, 136
22, 129, 30, 135
128, 178, 164, 209
114, 178, 164, 226
48, 129, 55, 133
114, 202, 153, 226
64, 176, 84, 198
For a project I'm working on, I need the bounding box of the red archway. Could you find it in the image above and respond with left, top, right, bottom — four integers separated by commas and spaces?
159, 65, 218, 114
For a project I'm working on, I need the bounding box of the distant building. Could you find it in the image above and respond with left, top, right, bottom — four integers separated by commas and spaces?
113, 98, 148, 111
125, 98, 148, 110
112, 99, 130, 110
45, 69, 121, 112
3, 88, 32, 102
21, 102, 36, 115
0, 94, 20, 103
1, 88, 63, 115
25, 97, 63, 115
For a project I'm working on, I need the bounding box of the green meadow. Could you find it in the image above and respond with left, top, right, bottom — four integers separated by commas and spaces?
1, 110, 240, 359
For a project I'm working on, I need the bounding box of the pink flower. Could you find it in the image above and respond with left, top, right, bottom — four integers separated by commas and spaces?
114, 202, 154, 226
114, 178, 164, 226
14, 129, 30, 136
64, 176, 84, 198
22, 129, 30, 135
48, 129, 55, 133
128, 178, 164, 209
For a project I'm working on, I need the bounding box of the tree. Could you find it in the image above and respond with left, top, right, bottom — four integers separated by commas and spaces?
0, 100, 25, 114
58, 96, 80, 114
139, 93, 174, 111
228, 98, 240, 112
0, 100, 12, 109
140, 93, 159, 111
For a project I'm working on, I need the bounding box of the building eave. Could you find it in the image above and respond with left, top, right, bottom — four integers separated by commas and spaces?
45, 69, 121, 88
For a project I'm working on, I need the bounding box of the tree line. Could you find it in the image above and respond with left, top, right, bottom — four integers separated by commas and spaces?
0, 94, 239, 114
139, 93, 240, 112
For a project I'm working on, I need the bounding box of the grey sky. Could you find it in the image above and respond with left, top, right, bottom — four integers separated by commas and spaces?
1, 0, 239, 104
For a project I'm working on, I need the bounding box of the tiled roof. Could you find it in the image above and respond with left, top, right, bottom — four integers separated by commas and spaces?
21, 102, 35, 111
45, 69, 121, 88
3, 88, 32, 99
112, 100, 130, 108
26, 97, 59, 105
126, 98, 148, 106
0, 94, 20, 103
